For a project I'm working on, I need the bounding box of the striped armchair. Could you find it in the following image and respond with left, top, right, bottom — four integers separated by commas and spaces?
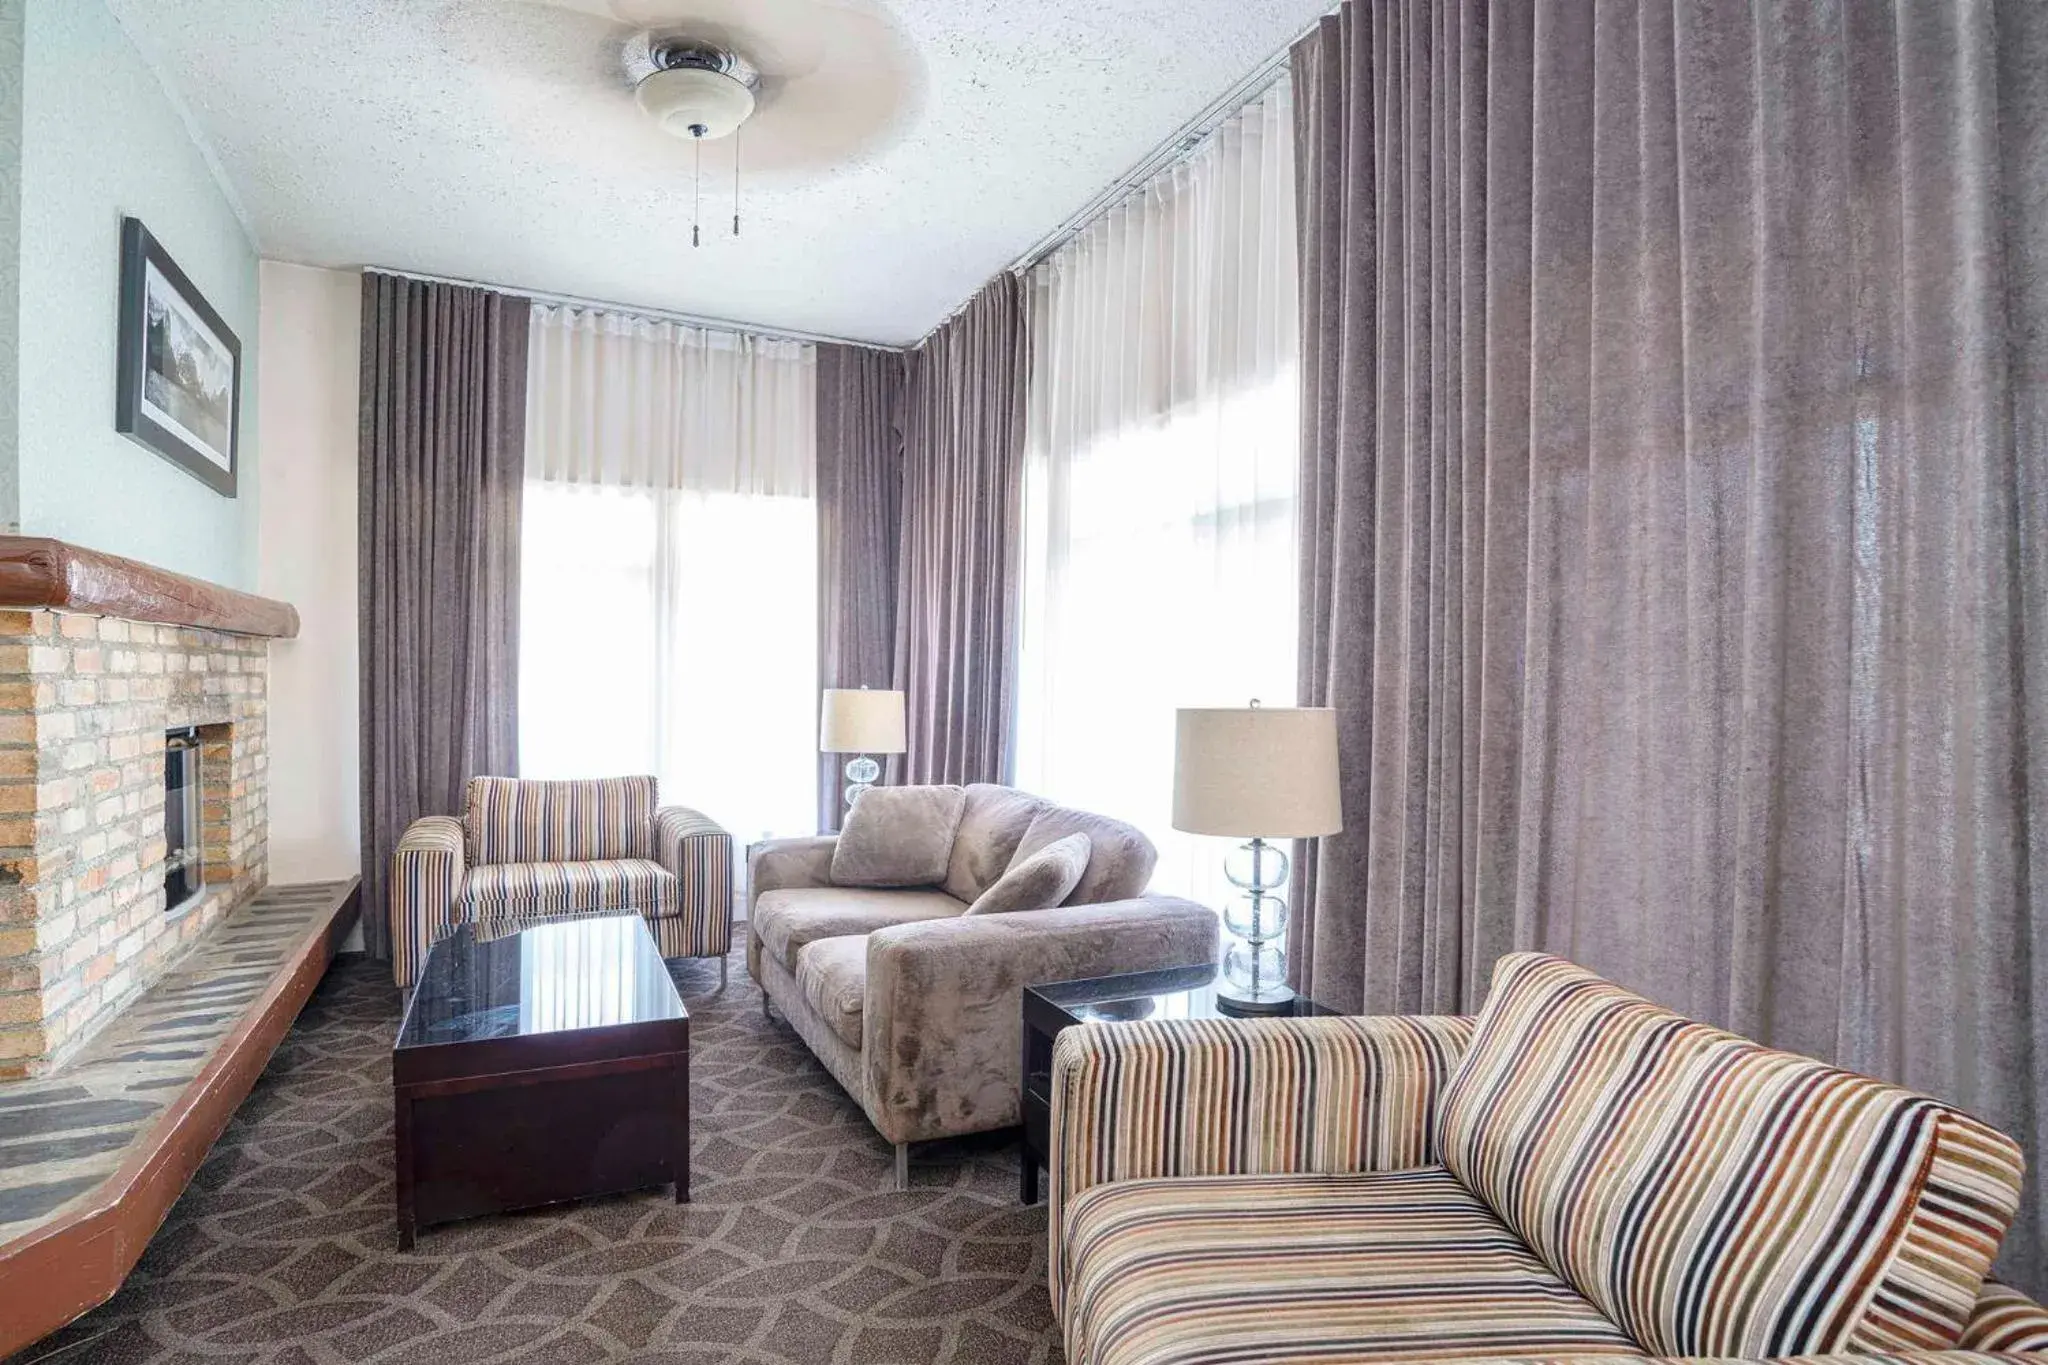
1048, 953, 2048, 1365
389, 776, 733, 988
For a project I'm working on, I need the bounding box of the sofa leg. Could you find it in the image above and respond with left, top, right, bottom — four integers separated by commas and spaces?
719, 957, 728, 990
894, 1142, 909, 1191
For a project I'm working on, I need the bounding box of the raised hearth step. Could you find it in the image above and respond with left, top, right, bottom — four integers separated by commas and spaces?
0, 877, 358, 1357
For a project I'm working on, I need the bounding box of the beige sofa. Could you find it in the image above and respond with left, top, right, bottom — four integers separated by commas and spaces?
747, 783, 1217, 1187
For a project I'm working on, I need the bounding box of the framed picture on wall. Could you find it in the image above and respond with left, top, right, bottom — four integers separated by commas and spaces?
115, 216, 240, 496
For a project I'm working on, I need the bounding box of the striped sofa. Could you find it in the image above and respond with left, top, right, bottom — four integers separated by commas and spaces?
1048, 951, 2048, 1365
389, 776, 733, 988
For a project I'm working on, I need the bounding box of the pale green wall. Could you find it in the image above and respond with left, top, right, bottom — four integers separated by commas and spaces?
14, 0, 258, 587
0, 0, 23, 534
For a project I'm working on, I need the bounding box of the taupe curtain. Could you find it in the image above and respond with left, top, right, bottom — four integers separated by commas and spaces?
359, 272, 530, 960
816, 343, 905, 831
894, 276, 1028, 785
1293, 0, 2048, 1289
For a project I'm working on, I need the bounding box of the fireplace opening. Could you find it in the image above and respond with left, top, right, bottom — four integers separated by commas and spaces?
164, 726, 203, 912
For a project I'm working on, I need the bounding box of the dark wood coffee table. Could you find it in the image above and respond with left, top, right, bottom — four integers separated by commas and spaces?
1019, 962, 1338, 1203
392, 912, 689, 1248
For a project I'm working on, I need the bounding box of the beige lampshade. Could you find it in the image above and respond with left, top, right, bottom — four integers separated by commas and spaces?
820, 688, 906, 754
1173, 706, 1342, 838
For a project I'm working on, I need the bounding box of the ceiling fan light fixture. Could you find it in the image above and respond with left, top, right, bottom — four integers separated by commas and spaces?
635, 43, 758, 140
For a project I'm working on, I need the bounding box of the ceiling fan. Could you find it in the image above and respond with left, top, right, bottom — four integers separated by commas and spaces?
450, 0, 926, 182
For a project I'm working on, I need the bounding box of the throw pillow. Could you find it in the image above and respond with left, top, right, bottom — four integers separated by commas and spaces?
1011, 808, 1155, 905
965, 832, 1092, 915
942, 784, 1048, 904
830, 784, 968, 888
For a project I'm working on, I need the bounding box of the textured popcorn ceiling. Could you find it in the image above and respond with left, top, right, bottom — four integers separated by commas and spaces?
106, 0, 1330, 346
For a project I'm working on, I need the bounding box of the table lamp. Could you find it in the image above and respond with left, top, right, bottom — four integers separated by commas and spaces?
820, 687, 906, 810
1173, 702, 1342, 1013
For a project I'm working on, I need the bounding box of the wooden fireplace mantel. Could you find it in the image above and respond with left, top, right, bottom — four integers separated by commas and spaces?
0, 536, 300, 639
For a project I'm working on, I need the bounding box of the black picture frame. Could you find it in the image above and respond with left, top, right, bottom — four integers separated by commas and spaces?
115, 216, 240, 497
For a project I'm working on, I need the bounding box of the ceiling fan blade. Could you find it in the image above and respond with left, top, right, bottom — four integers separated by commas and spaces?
745, 52, 925, 175
518, 0, 620, 17
446, 0, 637, 91
458, 0, 924, 176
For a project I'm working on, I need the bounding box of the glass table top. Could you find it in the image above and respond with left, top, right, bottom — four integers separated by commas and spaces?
396, 912, 687, 1049
1027, 962, 1337, 1023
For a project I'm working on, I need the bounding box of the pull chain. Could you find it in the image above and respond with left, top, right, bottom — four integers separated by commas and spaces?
732, 125, 742, 238
691, 128, 703, 248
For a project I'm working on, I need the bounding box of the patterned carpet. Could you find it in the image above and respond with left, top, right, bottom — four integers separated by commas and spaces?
12, 952, 1062, 1364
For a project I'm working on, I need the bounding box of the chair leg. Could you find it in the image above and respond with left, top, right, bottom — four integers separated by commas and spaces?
895, 1142, 910, 1191
720, 957, 728, 990
761, 992, 772, 1020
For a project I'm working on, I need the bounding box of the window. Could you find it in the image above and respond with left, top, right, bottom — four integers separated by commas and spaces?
520, 481, 817, 848
1014, 79, 1299, 905
1016, 374, 1298, 904
518, 307, 818, 846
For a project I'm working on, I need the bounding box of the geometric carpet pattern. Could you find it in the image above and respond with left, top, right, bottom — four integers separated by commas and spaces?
0, 882, 356, 1243
9, 952, 1063, 1364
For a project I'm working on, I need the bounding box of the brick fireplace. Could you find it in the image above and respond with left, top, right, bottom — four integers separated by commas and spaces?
0, 541, 292, 1077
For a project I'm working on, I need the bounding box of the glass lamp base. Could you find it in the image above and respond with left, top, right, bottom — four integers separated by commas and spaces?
843, 755, 880, 811
1216, 980, 1299, 1015
1218, 837, 1294, 1014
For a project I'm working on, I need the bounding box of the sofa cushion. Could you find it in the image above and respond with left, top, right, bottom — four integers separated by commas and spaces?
965, 832, 1090, 915
1061, 1165, 1640, 1365
830, 785, 968, 888
1013, 807, 1156, 906
942, 784, 1048, 903
463, 858, 677, 919
1438, 952, 2026, 1358
1961, 1282, 2048, 1353
465, 775, 656, 865
795, 935, 867, 1050
751, 886, 967, 971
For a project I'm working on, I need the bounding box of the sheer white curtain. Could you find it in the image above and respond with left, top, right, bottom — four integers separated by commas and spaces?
1016, 77, 1299, 906
520, 305, 818, 848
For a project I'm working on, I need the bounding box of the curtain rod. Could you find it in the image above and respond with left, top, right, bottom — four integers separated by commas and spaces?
905, 14, 1317, 352
367, 266, 907, 354
1004, 20, 1311, 279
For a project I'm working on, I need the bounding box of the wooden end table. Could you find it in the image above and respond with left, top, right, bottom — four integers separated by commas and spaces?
1019, 962, 1338, 1204
393, 912, 690, 1249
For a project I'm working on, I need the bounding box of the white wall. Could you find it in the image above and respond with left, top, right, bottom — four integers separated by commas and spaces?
255, 262, 360, 893
15, 0, 260, 584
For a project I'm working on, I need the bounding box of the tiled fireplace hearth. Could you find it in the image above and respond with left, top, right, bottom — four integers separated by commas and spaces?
0, 537, 367, 1355
0, 539, 298, 1077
